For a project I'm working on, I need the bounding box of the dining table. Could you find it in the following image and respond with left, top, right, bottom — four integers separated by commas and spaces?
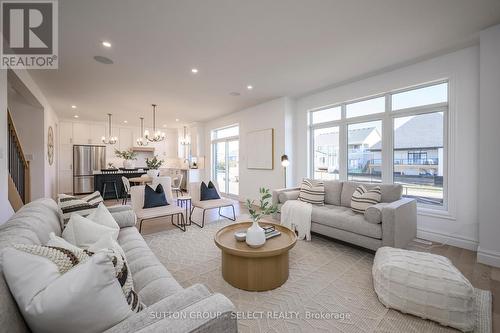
128, 175, 153, 185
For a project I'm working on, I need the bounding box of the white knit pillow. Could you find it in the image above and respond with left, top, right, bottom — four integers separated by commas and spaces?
297, 179, 325, 205
2, 245, 143, 333
350, 185, 381, 213
372, 247, 475, 332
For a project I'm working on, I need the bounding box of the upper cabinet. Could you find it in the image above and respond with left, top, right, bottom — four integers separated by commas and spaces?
73, 123, 91, 144
59, 122, 73, 144
90, 124, 106, 144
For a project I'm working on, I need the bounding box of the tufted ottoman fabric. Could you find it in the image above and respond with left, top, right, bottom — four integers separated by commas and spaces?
372, 246, 475, 332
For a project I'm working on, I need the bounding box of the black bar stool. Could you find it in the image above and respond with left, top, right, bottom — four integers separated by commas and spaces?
102, 180, 119, 202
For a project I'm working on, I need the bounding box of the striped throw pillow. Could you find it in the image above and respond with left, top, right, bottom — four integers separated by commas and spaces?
13, 244, 144, 313
351, 185, 381, 214
298, 179, 325, 205
57, 191, 104, 227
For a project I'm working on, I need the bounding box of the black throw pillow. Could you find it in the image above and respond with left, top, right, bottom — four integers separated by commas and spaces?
143, 184, 169, 208
200, 181, 221, 201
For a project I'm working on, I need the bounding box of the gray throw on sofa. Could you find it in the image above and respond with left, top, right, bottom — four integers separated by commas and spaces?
0, 199, 237, 333
273, 180, 417, 251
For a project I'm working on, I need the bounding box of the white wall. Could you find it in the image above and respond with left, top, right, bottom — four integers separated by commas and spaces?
477, 24, 500, 267
294, 46, 480, 250
202, 97, 292, 202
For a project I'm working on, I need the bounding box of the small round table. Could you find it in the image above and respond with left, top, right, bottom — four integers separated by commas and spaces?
128, 176, 152, 185
214, 222, 297, 291
176, 196, 192, 223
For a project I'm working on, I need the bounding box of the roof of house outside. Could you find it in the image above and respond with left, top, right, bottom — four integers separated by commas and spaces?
371, 112, 443, 150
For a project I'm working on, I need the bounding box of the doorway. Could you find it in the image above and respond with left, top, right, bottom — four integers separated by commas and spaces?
212, 125, 239, 196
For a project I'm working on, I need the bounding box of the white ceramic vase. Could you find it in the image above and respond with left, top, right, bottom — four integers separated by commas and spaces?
147, 169, 159, 178
123, 159, 135, 169
245, 220, 266, 248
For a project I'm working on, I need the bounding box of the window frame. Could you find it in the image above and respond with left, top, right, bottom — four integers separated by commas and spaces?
308, 79, 449, 211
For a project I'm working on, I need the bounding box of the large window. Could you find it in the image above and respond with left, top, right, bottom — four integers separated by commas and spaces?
309, 81, 448, 208
347, 120, 382, 183
212, 125, 239, 196
313, 126, 339, 180
393, 112, 444, 205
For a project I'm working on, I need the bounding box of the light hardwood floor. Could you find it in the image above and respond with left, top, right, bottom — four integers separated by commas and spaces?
107, 198, 499, 332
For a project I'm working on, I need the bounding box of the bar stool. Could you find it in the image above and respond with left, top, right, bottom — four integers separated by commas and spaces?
102, 180, 119, 202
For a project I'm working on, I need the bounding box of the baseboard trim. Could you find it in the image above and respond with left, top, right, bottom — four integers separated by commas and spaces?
477, 247, 500, 268
417, 228, 478, 251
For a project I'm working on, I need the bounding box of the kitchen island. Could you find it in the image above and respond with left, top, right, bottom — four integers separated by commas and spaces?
94, 169, 147, 200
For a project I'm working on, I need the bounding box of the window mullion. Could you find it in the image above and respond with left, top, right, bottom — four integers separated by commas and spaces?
339, 104, 347, 181
382, 94, 393, 184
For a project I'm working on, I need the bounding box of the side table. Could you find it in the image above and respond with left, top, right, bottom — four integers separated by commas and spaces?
176, 196, 192, 226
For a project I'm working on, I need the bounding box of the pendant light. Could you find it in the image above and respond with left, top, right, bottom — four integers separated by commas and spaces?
144, 104, 165, 142
101, 113, 118, 144
180, 126, 190, 146
136, 117, 149, 146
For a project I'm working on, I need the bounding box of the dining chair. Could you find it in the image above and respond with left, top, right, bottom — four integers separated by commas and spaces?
130, 176, 186, 232
172, 174, 184, 197
189, 181, 235, 228
121, 176, 131, 205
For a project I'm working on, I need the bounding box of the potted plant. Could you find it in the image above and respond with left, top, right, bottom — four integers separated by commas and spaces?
245, 188, 278, 248
114, 149, 137, 169
145, 155, 164, 178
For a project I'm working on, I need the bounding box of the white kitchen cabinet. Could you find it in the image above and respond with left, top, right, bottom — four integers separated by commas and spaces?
59, 144, 73, 171
59, 170, 73, 194
59, 122, 73, 144
90, 124, 106, 144
73, 123, 91, 144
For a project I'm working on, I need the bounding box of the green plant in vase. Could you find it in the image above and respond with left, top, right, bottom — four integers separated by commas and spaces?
245, 188, 278, 248
145, 155, 164, 178
114, 149, 137, 169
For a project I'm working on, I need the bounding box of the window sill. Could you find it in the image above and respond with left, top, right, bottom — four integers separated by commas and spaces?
417, 207, 456, 221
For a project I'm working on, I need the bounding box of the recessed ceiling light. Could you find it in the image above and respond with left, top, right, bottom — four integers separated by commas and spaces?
247, 85, 253, 90
93, 56, 114, 65
71, 105, 77, 109
102, 41, 112, 48
123, 120, 128, 124
74, 115, 79, 118
175, 118, 179, 122
191, 68, 198, 74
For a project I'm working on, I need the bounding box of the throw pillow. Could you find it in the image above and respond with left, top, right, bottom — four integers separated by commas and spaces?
57, 191, 103, 227
143, 184, 168, 208
200, 181, 221, 201
351, 185, 381, 214
297, 178, 325, 205
87, 202, 120, 231
2, 245, 143, 333
62, 213, 119, 249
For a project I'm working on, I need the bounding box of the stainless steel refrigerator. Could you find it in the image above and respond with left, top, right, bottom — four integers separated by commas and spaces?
73, 145, 106, 194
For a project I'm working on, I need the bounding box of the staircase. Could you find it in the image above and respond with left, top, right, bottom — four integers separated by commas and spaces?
7, 110, 30, 211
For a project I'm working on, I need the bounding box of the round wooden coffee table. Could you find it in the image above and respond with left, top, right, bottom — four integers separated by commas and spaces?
214, 222, 297, 291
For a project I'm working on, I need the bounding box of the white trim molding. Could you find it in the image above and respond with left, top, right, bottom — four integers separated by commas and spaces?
477, 247, 500, 268
417, 227, 478, 251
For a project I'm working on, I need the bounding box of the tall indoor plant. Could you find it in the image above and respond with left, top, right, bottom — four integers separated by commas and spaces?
245, 188, 278, 248
114, 149, 137, 169
145, 155, 164, 178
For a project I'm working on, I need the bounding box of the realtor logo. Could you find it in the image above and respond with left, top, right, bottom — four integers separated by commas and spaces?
1, 0, 58, 69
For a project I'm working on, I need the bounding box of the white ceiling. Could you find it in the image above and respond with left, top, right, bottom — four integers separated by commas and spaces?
28, 0, 500, 127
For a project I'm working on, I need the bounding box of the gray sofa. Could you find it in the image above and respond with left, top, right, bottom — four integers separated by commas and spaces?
273, 180, 417, 251
0, 199, 237, 333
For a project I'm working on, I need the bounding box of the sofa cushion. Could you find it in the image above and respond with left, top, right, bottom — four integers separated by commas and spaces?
117, 227, 182, 306
298, 179, 325, 205
311, 204, 382, 239
341, 181, 402, 207
323, 180, 343, 206
351, 185, 381, 214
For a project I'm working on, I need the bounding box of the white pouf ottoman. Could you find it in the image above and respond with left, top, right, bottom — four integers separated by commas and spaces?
372, 247, 475, 332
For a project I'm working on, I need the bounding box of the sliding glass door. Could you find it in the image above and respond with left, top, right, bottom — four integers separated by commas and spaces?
212, 125, 239, 196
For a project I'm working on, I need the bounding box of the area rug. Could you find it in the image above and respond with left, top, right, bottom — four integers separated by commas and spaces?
144, 218, 492, 333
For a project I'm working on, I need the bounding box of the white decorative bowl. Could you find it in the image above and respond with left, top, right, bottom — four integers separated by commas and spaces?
234, 231, 246, 242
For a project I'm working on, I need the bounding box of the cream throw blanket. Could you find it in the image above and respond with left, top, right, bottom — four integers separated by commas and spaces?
280, 200, 312, 241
